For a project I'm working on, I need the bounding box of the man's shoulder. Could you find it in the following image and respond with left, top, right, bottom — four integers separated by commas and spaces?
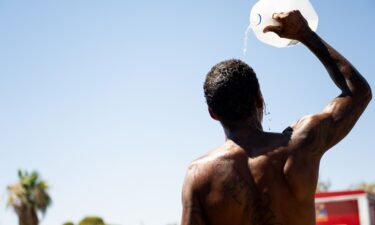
182, 158, 211, 195
186, 150, 222, 180
184, 146, 237, 191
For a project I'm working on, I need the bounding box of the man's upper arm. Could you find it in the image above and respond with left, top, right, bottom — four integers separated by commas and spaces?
291, 92, 371, 157
181, 164, 207, 225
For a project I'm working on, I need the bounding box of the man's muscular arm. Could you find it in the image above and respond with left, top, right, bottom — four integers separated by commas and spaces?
265, 11, 372, 156
181, 165, 207, 225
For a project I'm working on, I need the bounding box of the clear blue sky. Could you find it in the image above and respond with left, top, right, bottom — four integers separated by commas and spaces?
0, 0, 374, 224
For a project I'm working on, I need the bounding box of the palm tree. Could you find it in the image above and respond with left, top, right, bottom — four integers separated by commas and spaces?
316, 176, 331, 193
7, 170, 52, 225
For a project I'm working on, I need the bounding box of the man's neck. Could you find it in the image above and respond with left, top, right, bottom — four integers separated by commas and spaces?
223, 120, 264, 144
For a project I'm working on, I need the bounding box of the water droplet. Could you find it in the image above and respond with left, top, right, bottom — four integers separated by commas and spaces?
243, 24, 252, 58
263, 103, 272, 131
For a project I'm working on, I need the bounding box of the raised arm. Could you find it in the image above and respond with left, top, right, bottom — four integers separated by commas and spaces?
264, 11, 372, 157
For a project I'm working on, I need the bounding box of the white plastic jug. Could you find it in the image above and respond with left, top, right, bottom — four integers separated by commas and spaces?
250, 0, 319, 48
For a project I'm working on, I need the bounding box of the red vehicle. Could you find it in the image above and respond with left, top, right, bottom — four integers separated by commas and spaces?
315, 190, 375, 225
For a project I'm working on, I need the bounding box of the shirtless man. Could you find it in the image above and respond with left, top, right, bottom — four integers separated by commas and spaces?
181, 11, 372, 225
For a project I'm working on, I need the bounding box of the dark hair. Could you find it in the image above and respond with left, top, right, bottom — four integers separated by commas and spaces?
204, 59, 260, 121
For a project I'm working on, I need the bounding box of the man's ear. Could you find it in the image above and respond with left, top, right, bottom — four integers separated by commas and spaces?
255, 90, 264, 109
208, 108, 219, 121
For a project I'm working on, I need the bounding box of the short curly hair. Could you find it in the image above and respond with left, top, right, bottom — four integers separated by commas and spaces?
204, 59, 260, 122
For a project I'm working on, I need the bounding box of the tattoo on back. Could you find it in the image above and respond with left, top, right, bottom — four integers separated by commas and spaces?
214, 162, 283, 225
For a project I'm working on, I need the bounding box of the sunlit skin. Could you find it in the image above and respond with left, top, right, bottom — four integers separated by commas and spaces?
181, 11, 372, 225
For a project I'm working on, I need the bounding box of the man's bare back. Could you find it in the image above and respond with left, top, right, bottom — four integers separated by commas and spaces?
183, 129, 319, 225
181, 11, 372, 225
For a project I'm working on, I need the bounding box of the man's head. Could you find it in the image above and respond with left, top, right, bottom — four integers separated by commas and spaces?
204, 59, 263, 124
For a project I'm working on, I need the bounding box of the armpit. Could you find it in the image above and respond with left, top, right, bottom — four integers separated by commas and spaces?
282, 126, 294, 134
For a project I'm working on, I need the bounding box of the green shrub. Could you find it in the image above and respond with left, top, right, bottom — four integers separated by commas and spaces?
63, 222, 74, 225
79, 216, 106, 225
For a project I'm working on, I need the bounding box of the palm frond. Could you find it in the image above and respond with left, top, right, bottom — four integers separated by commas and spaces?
7, 170, 52, 215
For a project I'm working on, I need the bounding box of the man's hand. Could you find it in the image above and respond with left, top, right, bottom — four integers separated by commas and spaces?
263, 10, 312, 41
275, 11, 372, 158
